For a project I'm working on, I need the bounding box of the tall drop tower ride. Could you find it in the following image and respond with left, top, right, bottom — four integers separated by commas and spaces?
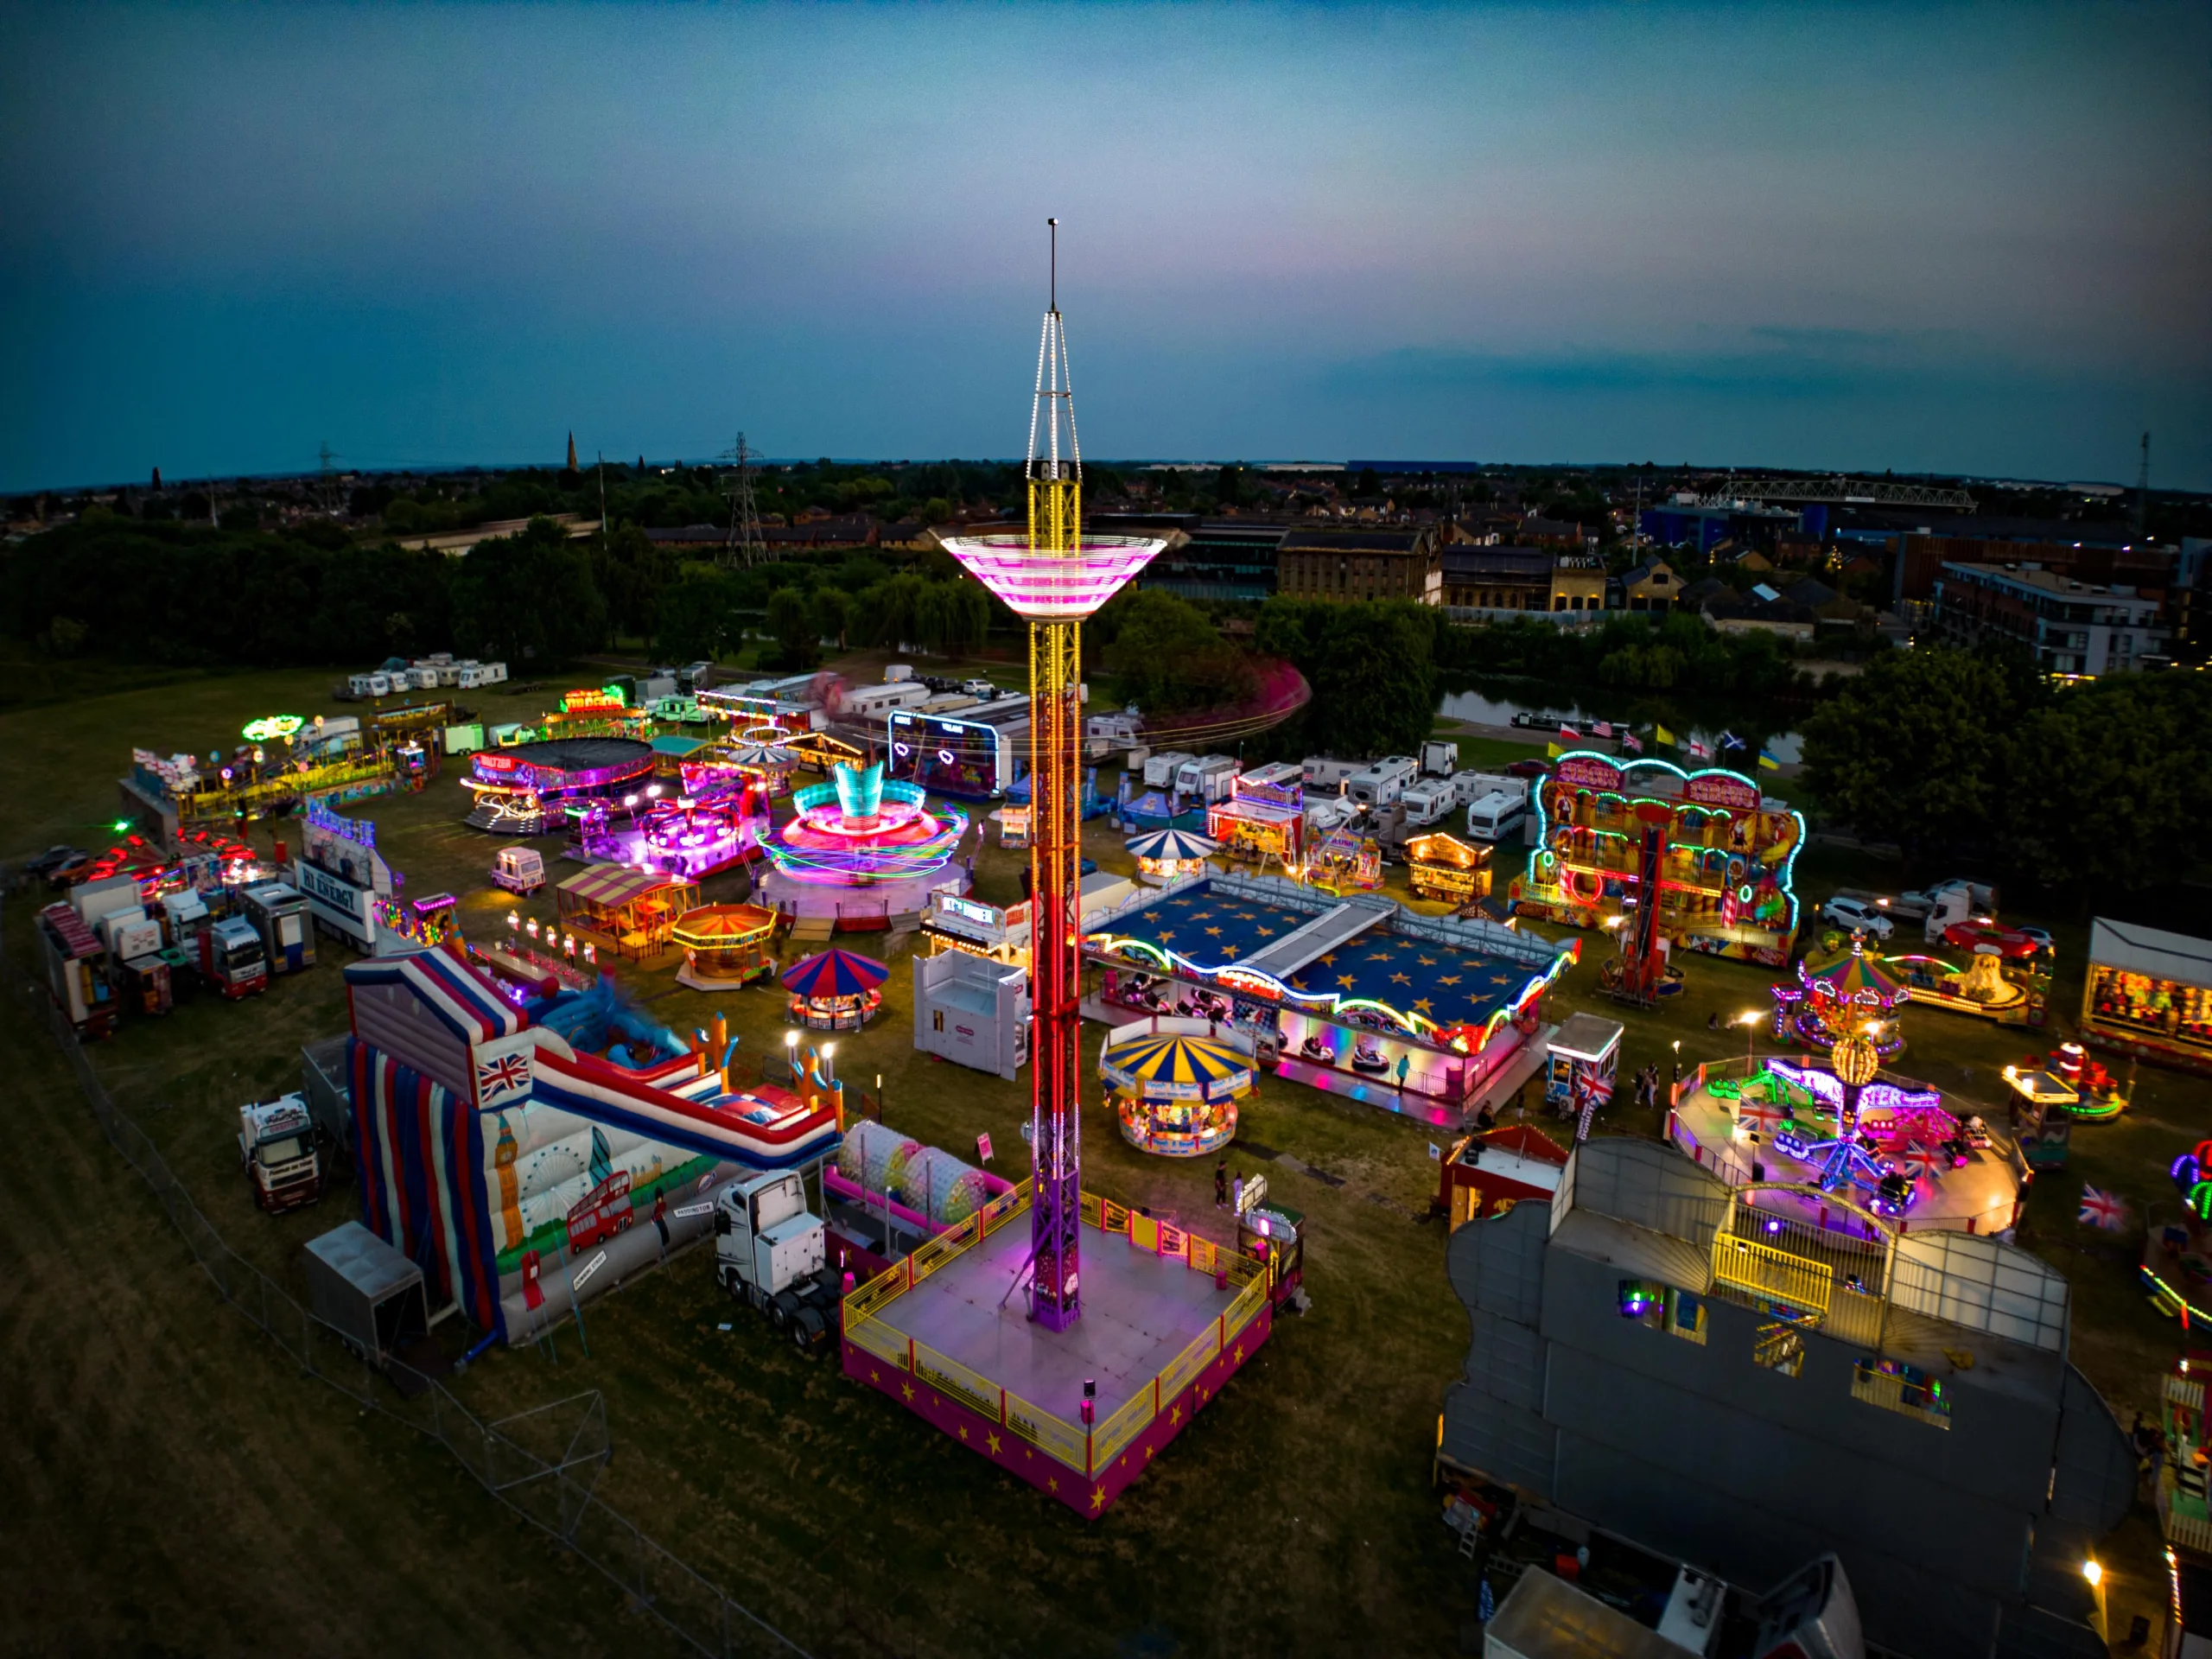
941, 223, 1165, 1331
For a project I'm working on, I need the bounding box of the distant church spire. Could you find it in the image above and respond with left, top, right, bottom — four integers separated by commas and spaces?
566, 431, 579, 472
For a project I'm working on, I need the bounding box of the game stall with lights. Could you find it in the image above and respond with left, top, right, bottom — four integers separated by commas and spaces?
1099, 1021, 1255, 1159
1666, 1038, 2025, 1236
839, 253, 1274, 1516
1511, 752, 1804, 966
553, 864, 699, 963
781, 947, 888, 1032
1543, 1011, 1624, 1140
1406, 832, 1492, 908
672, 903, 780, 991
2080, 918, 2212, 1076
119, 711, 433, 849
1298, 823, 1382, 894
755, 759, 970, 924
1082, 870, 1576, 1126
1205, 768, 1305, 870
1126, 826, 1217, 885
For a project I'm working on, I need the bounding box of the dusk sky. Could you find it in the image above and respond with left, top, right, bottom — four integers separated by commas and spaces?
3, 3, 2207, 492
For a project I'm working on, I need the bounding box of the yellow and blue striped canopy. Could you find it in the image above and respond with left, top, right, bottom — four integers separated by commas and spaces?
1100, 1033, 1254, 1102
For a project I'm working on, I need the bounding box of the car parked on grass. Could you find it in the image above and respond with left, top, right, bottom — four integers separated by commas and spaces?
1819, 895, 1894, 939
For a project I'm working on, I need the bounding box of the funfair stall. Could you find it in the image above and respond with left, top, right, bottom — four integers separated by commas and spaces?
554, 865, 699, 963
912, 950, 1030, 1079
1206, 769, 1304, 868
1099, 1020, 1254, 1158
1406, 833, 1492, 907
672, 904, 779, 991
781, 948, 887, 1032
2081, 918, 2212, 1076
1513, 753, 1803, 966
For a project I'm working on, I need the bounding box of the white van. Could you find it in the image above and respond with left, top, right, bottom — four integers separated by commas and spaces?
1346, 755, 1417, 807
1144, 751, 1195, 790
1465, 790, 1529, 843
1175, 754, 1238, 803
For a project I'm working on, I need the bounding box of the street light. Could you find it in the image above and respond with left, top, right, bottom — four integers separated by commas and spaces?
1670, 1037, 1681, 1087
1738, 1009, 1762, 1072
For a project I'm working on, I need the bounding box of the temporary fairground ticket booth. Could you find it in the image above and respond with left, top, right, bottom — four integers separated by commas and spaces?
555, 865, 700, 963
2082, 918, 2212, 1075
1544, 1011, 1624, 1139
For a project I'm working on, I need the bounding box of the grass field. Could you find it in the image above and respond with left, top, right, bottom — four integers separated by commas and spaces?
2, 659, 2200, 1653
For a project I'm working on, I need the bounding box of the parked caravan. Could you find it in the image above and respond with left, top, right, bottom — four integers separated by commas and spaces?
1174, 754, 1239, 803
1346, 755, 1418, 807
1300, 756, 1363, 793
1464, 790, 1529, 844
1144, 751, 1196, 790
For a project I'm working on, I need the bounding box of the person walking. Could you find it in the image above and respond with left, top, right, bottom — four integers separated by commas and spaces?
1215, 1157, 1229, 1209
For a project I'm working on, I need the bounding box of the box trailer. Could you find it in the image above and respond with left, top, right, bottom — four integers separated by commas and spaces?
302, 1222, 430, 1371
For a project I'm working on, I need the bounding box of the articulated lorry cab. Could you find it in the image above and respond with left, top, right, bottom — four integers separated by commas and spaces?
713, 1171, 842, 1353
238, 1092, 323, 1213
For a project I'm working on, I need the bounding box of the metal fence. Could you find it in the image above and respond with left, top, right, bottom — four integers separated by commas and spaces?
17, 919, 809, 1659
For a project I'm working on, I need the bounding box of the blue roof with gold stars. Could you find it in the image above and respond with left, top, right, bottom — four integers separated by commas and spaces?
1094, 881, 1541, 1033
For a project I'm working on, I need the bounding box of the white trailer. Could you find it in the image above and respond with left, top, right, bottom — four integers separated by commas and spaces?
1145, 750, 1196, 790
1175, 754, 1239, 803
1419, 739, 1459, 778
1399, 780, 1458, 828
1301, 756, 1363, 792
1347, 755, 1418, 807
1465, 789, 1530, 844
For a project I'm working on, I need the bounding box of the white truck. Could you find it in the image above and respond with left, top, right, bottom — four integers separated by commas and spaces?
1346, 754, 1418, 807
1419, 739, 1459, 778
712, 1171, 842, 1353
238, 1093, 323, 1214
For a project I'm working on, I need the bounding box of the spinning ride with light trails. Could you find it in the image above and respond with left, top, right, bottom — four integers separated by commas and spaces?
760, 760, 967, 886
839, 229, 1279, 1518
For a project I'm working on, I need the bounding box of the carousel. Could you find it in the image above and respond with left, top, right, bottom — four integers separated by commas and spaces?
780, 946, 888, 1032
673, 903, 779, 991
1126, 826, 1217, 885
1100, 1027, 1254, 1158
1770, 936, 1908, 1059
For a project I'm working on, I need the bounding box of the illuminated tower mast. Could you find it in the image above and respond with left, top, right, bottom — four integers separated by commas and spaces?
942, 223, 1164, 1332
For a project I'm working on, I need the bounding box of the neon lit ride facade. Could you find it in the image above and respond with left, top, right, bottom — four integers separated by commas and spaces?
939, 276, 1164, 1332
759, 760, 967, 887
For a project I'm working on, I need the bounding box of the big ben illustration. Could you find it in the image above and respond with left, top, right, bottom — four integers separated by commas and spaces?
493, 1112, 522, 1249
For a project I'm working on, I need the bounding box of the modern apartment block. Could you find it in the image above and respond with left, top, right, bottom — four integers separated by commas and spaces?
1440, 1137, 2133, 1659
1932, 561, 2171, 673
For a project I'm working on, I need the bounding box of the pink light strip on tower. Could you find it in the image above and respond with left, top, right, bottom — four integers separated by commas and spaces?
940, 535, 1166, 621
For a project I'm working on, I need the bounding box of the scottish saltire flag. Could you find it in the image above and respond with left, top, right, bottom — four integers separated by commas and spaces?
1721, 730, 1746, 750
1655, 723, 1678, 747
2078, 1185, 2125, 1230
1758, 748, 1782, 772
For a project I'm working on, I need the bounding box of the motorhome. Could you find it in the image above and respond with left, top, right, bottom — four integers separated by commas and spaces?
1174, 754, 1239, 804
1144, 751, 1196, 791
1300, 756, 1363, 793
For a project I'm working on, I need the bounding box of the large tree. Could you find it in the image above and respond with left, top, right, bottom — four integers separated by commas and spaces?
448, 517, 607, 666
1798, 646, 2017, 862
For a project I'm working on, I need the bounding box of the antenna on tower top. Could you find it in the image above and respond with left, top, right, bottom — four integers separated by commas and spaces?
1048, 217, 1057, 312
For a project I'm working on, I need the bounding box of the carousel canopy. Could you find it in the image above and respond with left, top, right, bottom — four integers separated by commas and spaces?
1100, 1031, 1254, 1102
1801, 939, 1904, 1006
780, 947, 889, 998
728, 744, 794, 769
672, 903, 778, 948
1126, 827, 1218, 863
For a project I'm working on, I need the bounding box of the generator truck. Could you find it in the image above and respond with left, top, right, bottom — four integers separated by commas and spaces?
712, 1170, 844, 1353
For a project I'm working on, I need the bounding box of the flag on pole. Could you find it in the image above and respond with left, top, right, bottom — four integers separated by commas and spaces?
2078, 1184, 2126, 1230
1546, 741, 1563, 759
1688, 739, 1712, 760
1559, 722, 1580, 741
1758, 748, 1782, 772
1593, 721, 1613, 738
1622, 731, 1644, 753
1655, 723, 1677, 747
1720, 730, 1746, 751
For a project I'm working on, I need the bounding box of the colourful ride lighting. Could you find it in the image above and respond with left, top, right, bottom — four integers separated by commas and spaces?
938, 533, 1166, 621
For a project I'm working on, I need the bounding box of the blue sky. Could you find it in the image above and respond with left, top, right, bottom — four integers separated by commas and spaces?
3, 3, 2207, 491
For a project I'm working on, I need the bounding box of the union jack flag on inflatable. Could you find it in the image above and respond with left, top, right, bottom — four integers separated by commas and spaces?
475, 1051, 532, 1103
2077, 1184, 2125, 1230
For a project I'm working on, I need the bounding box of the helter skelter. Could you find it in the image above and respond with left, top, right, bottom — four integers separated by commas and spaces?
940, 221, 1165, 1329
